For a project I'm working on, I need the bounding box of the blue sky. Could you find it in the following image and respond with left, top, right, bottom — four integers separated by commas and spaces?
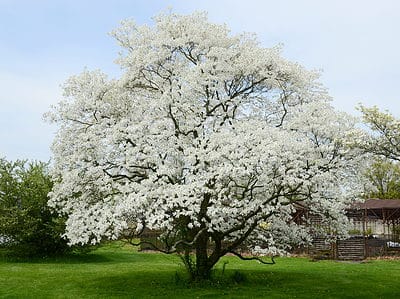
1, 0, 399, 161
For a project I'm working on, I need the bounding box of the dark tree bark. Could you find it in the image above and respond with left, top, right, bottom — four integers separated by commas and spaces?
194, 231, 212, 280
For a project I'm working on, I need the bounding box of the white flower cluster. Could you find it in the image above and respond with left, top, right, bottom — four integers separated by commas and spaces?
47, 12, 366, 255
358, 105, 400, 161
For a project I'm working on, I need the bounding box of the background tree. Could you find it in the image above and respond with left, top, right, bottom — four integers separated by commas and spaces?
359, 106, 400, 199
359, 105, 400, 161
47, 12, 365, 280
363, 158, 400, 199
0, 159, 70, 257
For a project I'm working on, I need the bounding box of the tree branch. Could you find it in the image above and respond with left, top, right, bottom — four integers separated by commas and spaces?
128, 228, 207, 254
229, 250, 276, 265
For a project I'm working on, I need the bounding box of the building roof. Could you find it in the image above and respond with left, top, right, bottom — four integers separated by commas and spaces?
348, 199, 400, 221
355, 199, 400, 210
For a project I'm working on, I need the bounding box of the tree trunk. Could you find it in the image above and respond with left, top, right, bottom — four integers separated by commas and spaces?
194, 230, 212, 280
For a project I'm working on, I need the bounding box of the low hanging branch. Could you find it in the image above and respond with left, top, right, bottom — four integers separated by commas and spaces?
229, 251, 276, 265
127, 228, 207, 254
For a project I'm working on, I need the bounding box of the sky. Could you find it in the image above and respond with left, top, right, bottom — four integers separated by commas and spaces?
1, 0, 399, 161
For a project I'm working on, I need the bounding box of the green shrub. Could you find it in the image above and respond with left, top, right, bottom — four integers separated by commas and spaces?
0, 159, 71, 257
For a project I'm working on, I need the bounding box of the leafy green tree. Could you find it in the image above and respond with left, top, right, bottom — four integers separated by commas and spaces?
0, 159, 70, 257
364, 158, 400, 199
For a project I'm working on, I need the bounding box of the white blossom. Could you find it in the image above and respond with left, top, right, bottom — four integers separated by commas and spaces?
46, 12, 365, 275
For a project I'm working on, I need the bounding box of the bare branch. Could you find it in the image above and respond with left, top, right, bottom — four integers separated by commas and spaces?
127, 228, 207, 254
229, 251, 276, 265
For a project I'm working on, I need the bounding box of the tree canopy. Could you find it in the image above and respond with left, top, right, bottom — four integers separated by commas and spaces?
47, 12, 365, 279
363, 158, 400, 199
359, 105, 400, 161
358, 106, 400, 199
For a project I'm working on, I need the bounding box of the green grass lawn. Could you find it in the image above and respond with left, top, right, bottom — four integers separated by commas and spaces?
0, 243, 399, 298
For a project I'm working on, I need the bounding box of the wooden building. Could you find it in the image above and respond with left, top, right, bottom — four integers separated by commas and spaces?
308, 199, 400, 260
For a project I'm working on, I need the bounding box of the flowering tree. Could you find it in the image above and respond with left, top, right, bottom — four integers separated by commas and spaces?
359, 105, 400, 161
358, 106, 400, 199
47, 12, 364, 280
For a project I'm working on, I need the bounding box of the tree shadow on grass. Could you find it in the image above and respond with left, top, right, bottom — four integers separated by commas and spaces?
0, 250, 112, 264
87, 266, 400, 299
0, 241, 143, 264
87, 269, 311, 298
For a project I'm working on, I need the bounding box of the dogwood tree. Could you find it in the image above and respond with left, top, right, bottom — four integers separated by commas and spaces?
47, 12, 364, 280
359, 105, 400, 161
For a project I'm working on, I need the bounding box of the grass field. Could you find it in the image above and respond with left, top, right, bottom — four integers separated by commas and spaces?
1, 243, 399, 298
